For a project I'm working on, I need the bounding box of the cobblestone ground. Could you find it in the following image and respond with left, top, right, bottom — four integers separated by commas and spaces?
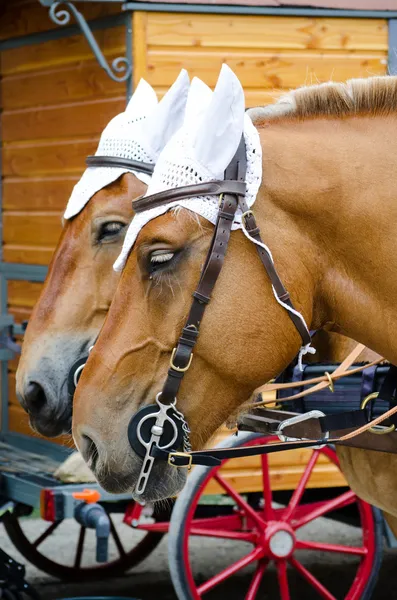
1, 515, 396, 600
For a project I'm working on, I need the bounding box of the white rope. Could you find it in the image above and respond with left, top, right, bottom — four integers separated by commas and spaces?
240, 220, 315, 370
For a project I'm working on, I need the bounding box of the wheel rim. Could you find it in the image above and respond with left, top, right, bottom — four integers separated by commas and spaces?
181, 437, 377, 600
3, 503, 163, 581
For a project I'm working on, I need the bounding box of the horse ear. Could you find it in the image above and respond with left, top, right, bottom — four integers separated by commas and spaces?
184, 77, 213, 125
144, 69, 190, 158
193, 64, 245, 176
125, 79, 158, 117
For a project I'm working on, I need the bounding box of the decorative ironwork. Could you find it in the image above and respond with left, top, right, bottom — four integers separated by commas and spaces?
39, 1, 132, 83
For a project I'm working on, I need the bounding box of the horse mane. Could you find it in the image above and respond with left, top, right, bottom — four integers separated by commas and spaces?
249, 76, 397, 124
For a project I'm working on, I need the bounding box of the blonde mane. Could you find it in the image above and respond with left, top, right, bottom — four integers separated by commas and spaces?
249, 76, 397, 124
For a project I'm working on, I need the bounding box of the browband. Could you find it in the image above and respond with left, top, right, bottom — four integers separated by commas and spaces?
86, 155, 155, 176
132, 180, 247, 213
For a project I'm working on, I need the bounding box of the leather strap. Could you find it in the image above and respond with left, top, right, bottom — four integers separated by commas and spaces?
160, 137, 247, 405
86, 155, 155, 176
132, 180, 246, 213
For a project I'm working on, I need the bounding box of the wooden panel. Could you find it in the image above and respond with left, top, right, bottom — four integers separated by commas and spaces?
3, 213, 62, 246
8, 280, 43, 308
0, 27, 125, 76
133, 12, 148, 86
9, 306, 33, 323
145, 48, 387, 89
3, 177, 77, 211
146, 14, 388, 51
0, 0, 120, 40
8, 404, 72, 447
3, 245, 56, 266
2, 138, 98, 177
205, 463, 346, 494
2, 97, 125, 142
2, 60, 124, 110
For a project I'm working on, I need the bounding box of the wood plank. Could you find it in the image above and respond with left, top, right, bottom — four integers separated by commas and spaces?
146, 14, 388, 52
2, 60, 125, 110
3, 213, 63, 246
3, 245, 56, 266
2, 138, 98, 177
1, 26, 125, 75
3, 177, 77, 211
133, 12, 148, 87
0, 0, 120, 40
2, 97, 125, 142
8, 280, 43, 309
8, 405, 72, 447
146, 48, 387, 89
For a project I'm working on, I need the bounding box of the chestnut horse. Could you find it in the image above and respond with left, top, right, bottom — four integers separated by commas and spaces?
72, 71, 397, 502
16, 72, 190, 437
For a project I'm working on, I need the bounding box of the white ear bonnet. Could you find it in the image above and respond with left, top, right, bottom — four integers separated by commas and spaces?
114, 66, 262, 271
64, 70, 190, 220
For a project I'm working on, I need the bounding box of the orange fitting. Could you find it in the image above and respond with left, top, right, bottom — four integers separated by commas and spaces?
72, 489, 101, 504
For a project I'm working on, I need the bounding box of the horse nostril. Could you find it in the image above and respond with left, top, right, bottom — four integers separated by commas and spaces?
80, 434, 99, 470
23, 382, 47, 414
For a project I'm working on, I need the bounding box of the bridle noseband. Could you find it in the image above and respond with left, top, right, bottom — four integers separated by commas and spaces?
128, 137, 312, 495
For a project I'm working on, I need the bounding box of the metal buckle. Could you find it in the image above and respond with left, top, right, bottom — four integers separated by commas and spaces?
277, 410, 329, 449
361, 392, 395, 435
241, 209, 254, 224
170, 348, 193, 372
168, 452, 193, 469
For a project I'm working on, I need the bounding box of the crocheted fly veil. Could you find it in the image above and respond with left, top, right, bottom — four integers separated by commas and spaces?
114, 65, 262, 271
114, 64, 314, 366
64, 70, 190, 219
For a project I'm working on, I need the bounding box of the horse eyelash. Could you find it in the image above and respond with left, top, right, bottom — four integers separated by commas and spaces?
150, 252, 175, 264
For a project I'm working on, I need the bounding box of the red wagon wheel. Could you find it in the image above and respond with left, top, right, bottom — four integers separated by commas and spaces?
168, 433, 383, 600
3, 501, 164, 582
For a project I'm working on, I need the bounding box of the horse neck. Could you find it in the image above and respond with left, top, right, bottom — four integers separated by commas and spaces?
257, 114, 397, 364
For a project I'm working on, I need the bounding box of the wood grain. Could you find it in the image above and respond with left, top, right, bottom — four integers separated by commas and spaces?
1, 26, 125, 75
145, 48, 387, 89
3, 245, 56, 266
146, 14, 388, 52
3, 177, 77, 211
8, 280, 43, 309
2, 60, 125, 110
3, 213, 63, 246
133, 12, 149, 86
3, 138, 98, 177
2, 97, 125, 142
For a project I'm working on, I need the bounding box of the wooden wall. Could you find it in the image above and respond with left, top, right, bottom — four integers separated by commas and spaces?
0, 0, 127, 435
0, 5, 388, 456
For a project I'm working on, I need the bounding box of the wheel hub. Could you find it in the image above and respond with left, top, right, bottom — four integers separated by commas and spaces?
262, 521, 296, 559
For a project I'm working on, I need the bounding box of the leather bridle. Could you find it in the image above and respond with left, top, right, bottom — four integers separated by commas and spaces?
127, 138, 315, 495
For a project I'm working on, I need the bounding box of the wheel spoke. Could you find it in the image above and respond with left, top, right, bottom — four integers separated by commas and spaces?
189, 527, 257, 543
74, 526, 86, 568
261, 454, 273, 520
283, 450, 319, 522
214, 473, 265, 529
245, 559, 268, 600
33, 521, 62, 548
109, 515, 126, 557
290, 557, 337, 600
296, 539, 367, 555
277, 560, 290, 600
197, 546, 263, 595
292, 490, 356, 530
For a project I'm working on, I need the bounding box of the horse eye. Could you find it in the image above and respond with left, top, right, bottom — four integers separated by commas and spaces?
148, 250, 175, 273
97, 221, 126, 243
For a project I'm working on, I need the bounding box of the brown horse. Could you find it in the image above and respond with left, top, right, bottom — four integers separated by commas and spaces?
72, 72, 397, 501
16, 72, 190, 437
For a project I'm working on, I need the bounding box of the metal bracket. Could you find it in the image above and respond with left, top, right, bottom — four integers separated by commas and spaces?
39, 1, 132, 83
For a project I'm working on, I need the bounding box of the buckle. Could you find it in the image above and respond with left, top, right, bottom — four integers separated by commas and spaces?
277, 410, 329, 449
170, 348, 193, 372
168, 452, 193, 469
361, 392, 395, 435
